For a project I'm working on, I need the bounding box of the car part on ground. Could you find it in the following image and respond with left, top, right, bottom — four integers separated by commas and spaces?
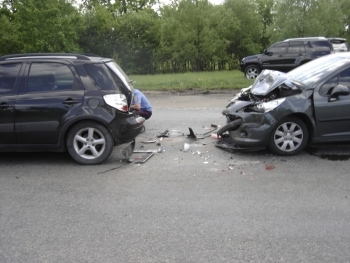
219, 52, 350, 155
0, 53, 145, 164
240, 37, 349, 79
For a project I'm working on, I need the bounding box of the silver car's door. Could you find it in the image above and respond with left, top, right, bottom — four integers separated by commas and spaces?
314, 67, 350, 140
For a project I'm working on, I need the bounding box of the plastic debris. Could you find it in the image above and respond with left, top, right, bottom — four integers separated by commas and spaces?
157, 130, 170, 138
142, 140, 157, 144
184, 143, 190, 152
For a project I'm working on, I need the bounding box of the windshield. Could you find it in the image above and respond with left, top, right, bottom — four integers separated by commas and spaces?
287, 55, 350, 86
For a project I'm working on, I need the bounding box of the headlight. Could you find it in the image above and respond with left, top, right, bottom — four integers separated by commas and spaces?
255, 98, 286, 113
104, 94, 128, 112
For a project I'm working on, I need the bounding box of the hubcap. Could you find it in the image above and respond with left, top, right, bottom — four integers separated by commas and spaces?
246, 68, 259, 79
274, 122, 303, 152
73, 127, 106, 159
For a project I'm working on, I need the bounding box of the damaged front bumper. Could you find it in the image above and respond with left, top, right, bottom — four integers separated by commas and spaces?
218, 111, 276, 150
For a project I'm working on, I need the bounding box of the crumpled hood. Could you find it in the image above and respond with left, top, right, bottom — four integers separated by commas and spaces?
251, 70, 291, 96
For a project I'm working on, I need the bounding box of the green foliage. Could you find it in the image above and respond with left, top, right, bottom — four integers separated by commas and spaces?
269, 0, 347, 42
0, 0, 349, 77
78, 5, 117, 57
13, 0, 82, 53
114, 9, 161, 74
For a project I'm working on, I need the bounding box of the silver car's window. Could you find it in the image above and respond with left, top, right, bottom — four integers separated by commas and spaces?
319, 67, 350, 96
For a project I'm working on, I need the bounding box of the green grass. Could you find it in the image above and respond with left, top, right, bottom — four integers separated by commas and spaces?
129, 70, 254, 92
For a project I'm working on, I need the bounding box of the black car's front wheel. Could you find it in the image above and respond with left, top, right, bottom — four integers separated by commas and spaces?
66, 121, 114, 165
244, 65, 260, 79
268, 117, 308, 156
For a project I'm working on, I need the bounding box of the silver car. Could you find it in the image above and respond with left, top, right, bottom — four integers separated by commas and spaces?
218, 52, 350, 155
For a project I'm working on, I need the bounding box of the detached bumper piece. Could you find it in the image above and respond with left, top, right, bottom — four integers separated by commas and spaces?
215, 136, 265, 152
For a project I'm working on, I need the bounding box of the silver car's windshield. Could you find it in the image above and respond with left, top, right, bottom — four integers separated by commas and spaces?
287, 55, 350, 86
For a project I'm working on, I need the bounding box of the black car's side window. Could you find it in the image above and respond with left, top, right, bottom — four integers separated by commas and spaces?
26, 63, 75, 93
309, 41, 331, 52
287, 41, 303, 54
0, 63, 22, 95
267, 43, 287, 55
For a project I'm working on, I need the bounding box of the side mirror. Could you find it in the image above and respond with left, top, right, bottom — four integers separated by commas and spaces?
329, 84, 350, 102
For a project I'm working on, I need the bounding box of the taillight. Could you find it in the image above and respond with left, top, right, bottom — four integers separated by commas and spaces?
103, 94, 128, 112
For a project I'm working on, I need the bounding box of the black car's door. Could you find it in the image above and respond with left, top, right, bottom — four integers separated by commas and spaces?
261, 42, 288, 71
284, 41, 305, 70
14, 61, 84, 144
0, 62, 22, 144
314, 67, 350, 139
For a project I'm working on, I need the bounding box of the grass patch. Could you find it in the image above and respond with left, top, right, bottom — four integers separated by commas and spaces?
129, 70, 254, 92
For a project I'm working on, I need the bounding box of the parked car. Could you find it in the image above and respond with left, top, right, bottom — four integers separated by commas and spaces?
217, 52, 350, 156
240, 37, 349, 79
0, 53, 145, 164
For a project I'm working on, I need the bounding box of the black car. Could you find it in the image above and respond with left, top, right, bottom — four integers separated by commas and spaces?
217, 52, 350, 155
0, 53, 145, 164
240, 37, 349, 79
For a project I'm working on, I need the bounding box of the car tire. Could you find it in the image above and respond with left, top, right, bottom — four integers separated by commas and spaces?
268, 117, 308, 156
66, 121, 114, 165
244, 65, 260, 79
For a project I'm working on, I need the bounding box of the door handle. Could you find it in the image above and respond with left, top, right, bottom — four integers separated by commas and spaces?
62, 98, 79, 105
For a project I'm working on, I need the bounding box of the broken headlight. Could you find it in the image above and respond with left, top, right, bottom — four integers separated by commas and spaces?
254, 98, 286, 113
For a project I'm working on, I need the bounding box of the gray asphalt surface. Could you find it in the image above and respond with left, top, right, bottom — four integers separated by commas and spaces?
1, 92, 350, 262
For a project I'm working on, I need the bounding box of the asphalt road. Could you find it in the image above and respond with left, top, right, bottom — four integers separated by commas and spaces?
1, 92, 350, 262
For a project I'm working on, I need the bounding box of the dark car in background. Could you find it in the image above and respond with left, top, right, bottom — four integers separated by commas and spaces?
218, 52, 350, 156
240, 37, 349, 79
0, 53, 145, 164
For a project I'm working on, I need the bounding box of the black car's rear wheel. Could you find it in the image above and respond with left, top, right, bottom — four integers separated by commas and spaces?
66, 121, 114, 165
268, 117, 308, 156
244, 65, 260, 79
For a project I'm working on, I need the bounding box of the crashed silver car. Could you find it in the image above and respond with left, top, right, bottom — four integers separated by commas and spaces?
217, 52, 350, 155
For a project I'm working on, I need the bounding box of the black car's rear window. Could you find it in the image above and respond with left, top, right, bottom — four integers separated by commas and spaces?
309, 41, 331, 52
84, 63, 120, 91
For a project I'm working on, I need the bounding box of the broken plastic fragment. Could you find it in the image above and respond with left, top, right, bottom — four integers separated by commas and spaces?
157, 130, 170, 138
184, 143, 190, 152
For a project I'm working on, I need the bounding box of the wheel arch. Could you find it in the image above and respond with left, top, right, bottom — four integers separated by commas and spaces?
59, 117, 112, 151
244, 63, 261, 72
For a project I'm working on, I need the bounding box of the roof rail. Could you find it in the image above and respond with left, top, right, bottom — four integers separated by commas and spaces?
0, 53, 92, 61
283, 36, 327, 42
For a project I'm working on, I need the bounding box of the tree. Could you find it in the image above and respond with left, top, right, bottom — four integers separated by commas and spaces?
78, 4, 117, 57
13, 0, 82, 53
223, 0, 263, 60
269, 0, 346, 42
113, 9, 161, 74
158, 0, 232, 72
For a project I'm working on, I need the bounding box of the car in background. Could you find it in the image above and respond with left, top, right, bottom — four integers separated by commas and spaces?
0, 53, 145, 164
217, 52, 350, 156
240, 37, 349, 79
